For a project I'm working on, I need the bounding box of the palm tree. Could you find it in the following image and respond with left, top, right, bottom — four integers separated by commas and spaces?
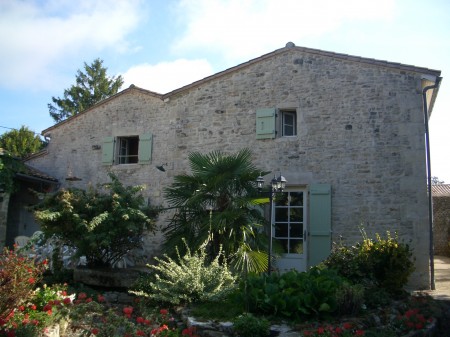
162, 149, 269, 273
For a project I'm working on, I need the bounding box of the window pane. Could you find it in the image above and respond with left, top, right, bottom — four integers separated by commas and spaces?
290, 240, 303, 254
275, 207, 288, 221
290, 223, 303, 237
275, 223, 288, 237
274, 238, 289, 254
290, 208, 303, 222
289, 192, 303, 206
282, 111, 296, 136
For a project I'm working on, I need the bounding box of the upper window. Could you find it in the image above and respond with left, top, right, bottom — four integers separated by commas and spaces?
256, 108, 298, 139
102, 133, 153, 165
281, 110, 297, 136
117, 136, 139, 164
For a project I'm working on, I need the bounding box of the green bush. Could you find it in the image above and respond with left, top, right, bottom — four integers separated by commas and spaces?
324, 230, 415, 295
335, 282, 365, 315
130, 240, 236, 305
238, 267, 345, 319
233, 313, 270, 337
33, 173, 158, 267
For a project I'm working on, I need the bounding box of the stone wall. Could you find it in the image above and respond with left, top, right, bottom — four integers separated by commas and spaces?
434, 196, 450, 256
26, 46, 433, 288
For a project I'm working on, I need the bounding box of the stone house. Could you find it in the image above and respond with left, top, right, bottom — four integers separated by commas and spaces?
7, 42, 443, 289
432, 184, 450, 256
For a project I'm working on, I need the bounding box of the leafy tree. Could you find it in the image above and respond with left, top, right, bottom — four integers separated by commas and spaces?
48, 58, 124, 123
33, 173, 158, 267
0, 126, 44, 159
0, 151, 26, 193
163, 149, 269, 273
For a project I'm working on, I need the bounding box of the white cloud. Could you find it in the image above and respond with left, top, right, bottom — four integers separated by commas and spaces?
173, 0, 395, 62
0, 0, 143, 90
122, 59, 214, 93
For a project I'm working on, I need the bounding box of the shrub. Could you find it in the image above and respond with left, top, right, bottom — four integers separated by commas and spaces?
335, 283, 365, 316
239, 267, 345, 319
130, 240, 236, 305
324, 230, 415, 294
233, 313, 270, 337
0, 247, 47, 318
33, 173, 159, 267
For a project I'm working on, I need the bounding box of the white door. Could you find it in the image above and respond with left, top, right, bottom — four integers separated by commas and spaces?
272, 190, 307, 272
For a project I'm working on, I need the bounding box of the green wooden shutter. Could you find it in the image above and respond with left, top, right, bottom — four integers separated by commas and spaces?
256, 108, 276, 139
138, 133, 153, 164
102, 137, 115, 165
308, 184, 332, 267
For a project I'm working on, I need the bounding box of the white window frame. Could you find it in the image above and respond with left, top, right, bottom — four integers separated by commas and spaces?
280, 110, 297, 137
116, 136, 139, 164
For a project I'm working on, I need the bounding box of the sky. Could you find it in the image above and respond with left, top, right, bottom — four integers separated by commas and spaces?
0, 0, 449, 182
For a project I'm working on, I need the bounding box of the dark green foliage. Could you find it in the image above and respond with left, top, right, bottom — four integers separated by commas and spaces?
237, 267, 345, 319
33, 173, 158, 267
335, 282, 365, 315
0, 126, 45, 158
163, 149, 269, 273
233, 313, 270, 337
324, 230, 415, 295
0, 151, 24, 193
48, 58, 123, 123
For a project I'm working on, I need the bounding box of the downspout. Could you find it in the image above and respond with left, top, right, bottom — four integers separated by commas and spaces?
422, 77, 441, 291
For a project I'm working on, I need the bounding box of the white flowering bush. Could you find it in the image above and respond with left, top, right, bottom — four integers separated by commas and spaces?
131, 240, 236, 305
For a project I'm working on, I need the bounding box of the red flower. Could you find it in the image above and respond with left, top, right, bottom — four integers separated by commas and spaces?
144, 319, 151, 325
317, 327, 325, 334
29, 304, 36, 310
85, 297, 93, 303
160, 309, 168, 315
91, 328, 99, 335
136, 317, 145, 324
63, 297, 72, 305
97, 294, 105, 302
28, 277, 35, 284
136, 330, 145, 336
343, 322, 352, 330
355, 330, 365, 336
7, 331, 15, 337
78, 292, 87, 300
415, 323, 424, 330
123, 306, 134, 315
335, 327, 343, 334
18, 306, 25, 312
43, 304, 52, 312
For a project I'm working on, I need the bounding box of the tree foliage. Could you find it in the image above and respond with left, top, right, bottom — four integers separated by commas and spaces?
163, 149, 269, 273
48, 58, 124, 123
33, 173, 158, 267
0, 126, 44, 159
0, 151, 26, 193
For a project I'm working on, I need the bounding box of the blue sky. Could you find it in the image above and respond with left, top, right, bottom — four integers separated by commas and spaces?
0, 0, 449, 182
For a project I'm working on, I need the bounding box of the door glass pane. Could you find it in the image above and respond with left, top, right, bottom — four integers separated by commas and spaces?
290, 239, 303, 254
290, 208, 303, 222
274, 238, 289, 254
275, 207, 288, 221
290, 223, 303, 238
289, 192, 303, 206
275, 223, 288, 237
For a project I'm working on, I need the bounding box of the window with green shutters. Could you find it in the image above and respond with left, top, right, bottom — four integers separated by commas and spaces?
102, 133, 153, 165
256, 108, 298, 139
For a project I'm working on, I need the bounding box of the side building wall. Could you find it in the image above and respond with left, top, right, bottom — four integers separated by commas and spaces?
27, 48, 431, 288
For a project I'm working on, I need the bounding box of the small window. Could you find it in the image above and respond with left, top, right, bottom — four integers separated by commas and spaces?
117, 136, 139, 164
281, 110, 297, 136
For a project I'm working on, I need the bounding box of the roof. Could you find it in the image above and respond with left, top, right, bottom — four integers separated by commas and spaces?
41, 42, 442, 135
432, 184, 450, 197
